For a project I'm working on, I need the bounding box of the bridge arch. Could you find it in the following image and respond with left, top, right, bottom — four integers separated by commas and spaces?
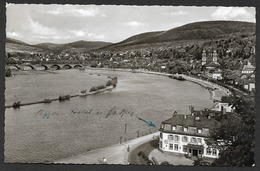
25, 64, 35, 70
50, 64, 61, 70
36, 64, 48, 70
62, 64, 72, 69
40, 64, 48, 70
14, 65, 21, 70
74, 64, 83, 68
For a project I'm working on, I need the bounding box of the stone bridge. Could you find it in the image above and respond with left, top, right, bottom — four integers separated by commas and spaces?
8, 64, 83, 70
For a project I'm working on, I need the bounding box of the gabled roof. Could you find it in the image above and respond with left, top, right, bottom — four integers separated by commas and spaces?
242, 63, 255, 70
205, 61, 220, 68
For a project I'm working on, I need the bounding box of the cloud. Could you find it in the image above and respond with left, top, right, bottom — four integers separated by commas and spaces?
123, 21, 148, 27
211, 7, 255, 22
6, 31, 21, 38
70, 30, 86, 37
28, 18, 57, 36
164, 10, 188, 16
69, 29, 105, 40
46, 6, 106, 17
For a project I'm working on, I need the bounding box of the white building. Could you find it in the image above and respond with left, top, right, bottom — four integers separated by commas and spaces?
210, 102, 235, 113
159, 114, 220, 159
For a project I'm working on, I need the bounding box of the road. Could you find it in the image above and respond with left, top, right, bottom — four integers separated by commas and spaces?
128, 139, 158, 165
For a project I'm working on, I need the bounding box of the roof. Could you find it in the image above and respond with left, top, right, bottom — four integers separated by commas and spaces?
242, 64, 255, 70
205, 61, 220, 68
162, 114, 220, 130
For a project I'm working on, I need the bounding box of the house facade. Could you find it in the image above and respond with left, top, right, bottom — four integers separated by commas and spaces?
159, 114, 220, 159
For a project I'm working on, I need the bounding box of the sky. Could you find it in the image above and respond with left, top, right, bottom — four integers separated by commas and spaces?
6, 4, 255, 45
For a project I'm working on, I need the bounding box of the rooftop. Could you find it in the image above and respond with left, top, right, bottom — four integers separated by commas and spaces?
161, 114, 220, 130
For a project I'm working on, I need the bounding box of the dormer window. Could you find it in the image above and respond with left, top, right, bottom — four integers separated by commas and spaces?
160, 124, 164, 129
172, 126, 176, 131
197, 128, 202, 134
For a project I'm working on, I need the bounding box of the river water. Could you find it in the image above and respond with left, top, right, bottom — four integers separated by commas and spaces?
5, 69, 214, 163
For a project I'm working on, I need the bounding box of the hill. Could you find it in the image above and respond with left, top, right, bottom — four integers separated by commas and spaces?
35, 40, 112, 52
99, 21, 256, 52
6, 37, 112, 53
6, 37, 48, 53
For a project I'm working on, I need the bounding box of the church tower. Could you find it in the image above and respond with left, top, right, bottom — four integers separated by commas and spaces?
202, 50, 207, 66
212, 50, 218, 62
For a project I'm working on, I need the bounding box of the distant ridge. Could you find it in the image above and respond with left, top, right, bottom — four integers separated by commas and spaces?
6, 37, 113, 53
99, 21, 255, 51
35, 40, 112, 51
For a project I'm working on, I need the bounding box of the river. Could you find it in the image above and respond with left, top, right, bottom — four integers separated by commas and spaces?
5, 69, 214, 163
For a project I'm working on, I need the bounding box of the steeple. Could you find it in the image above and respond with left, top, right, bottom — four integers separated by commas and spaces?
202, 50, 207, 66
212, 50, 218, 62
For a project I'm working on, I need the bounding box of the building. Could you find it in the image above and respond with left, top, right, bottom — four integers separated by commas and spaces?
241, 61, 255, 75
210, 102, 235, 113
159, 114, 220, 159
207, 70, 222, 80
201, 49, 222, 80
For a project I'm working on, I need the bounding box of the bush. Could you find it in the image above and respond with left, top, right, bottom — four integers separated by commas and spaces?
90, 85, 106, 92
161, 161, 170, 165
138, 151, 145, 157
147, 160, 154, 165
59, 95, 70, 101
106, 80, 112, 86
80, 90, 87, 94
5, 68, 12, 77
12, 101, 21, 108
89, 86, 98, 92
43, 99, 52, 103
97, 85, 106, 90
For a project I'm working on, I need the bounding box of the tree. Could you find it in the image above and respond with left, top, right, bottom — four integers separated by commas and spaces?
207, 96, 255, 166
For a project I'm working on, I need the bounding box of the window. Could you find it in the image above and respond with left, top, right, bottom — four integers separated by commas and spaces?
169, 143, 173, 150
183, 127, 188, 132
174, 144, 178, 151
168, 135, 173, 141
212, 149, 217, 156
197, 129, 202, 134
159, 141, 162, 148
172, 126, 176, 131
174, 135, 179, 141
183, 146, 187, 152
206, 148, 212, 155
160, 133, 163, 139
177, 125, 182, 130
191, 137, 197, 143
182, 136, 188, 142
197, 138, 202, 144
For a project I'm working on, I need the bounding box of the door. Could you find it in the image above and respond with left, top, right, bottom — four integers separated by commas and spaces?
192, 149, 198, 156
